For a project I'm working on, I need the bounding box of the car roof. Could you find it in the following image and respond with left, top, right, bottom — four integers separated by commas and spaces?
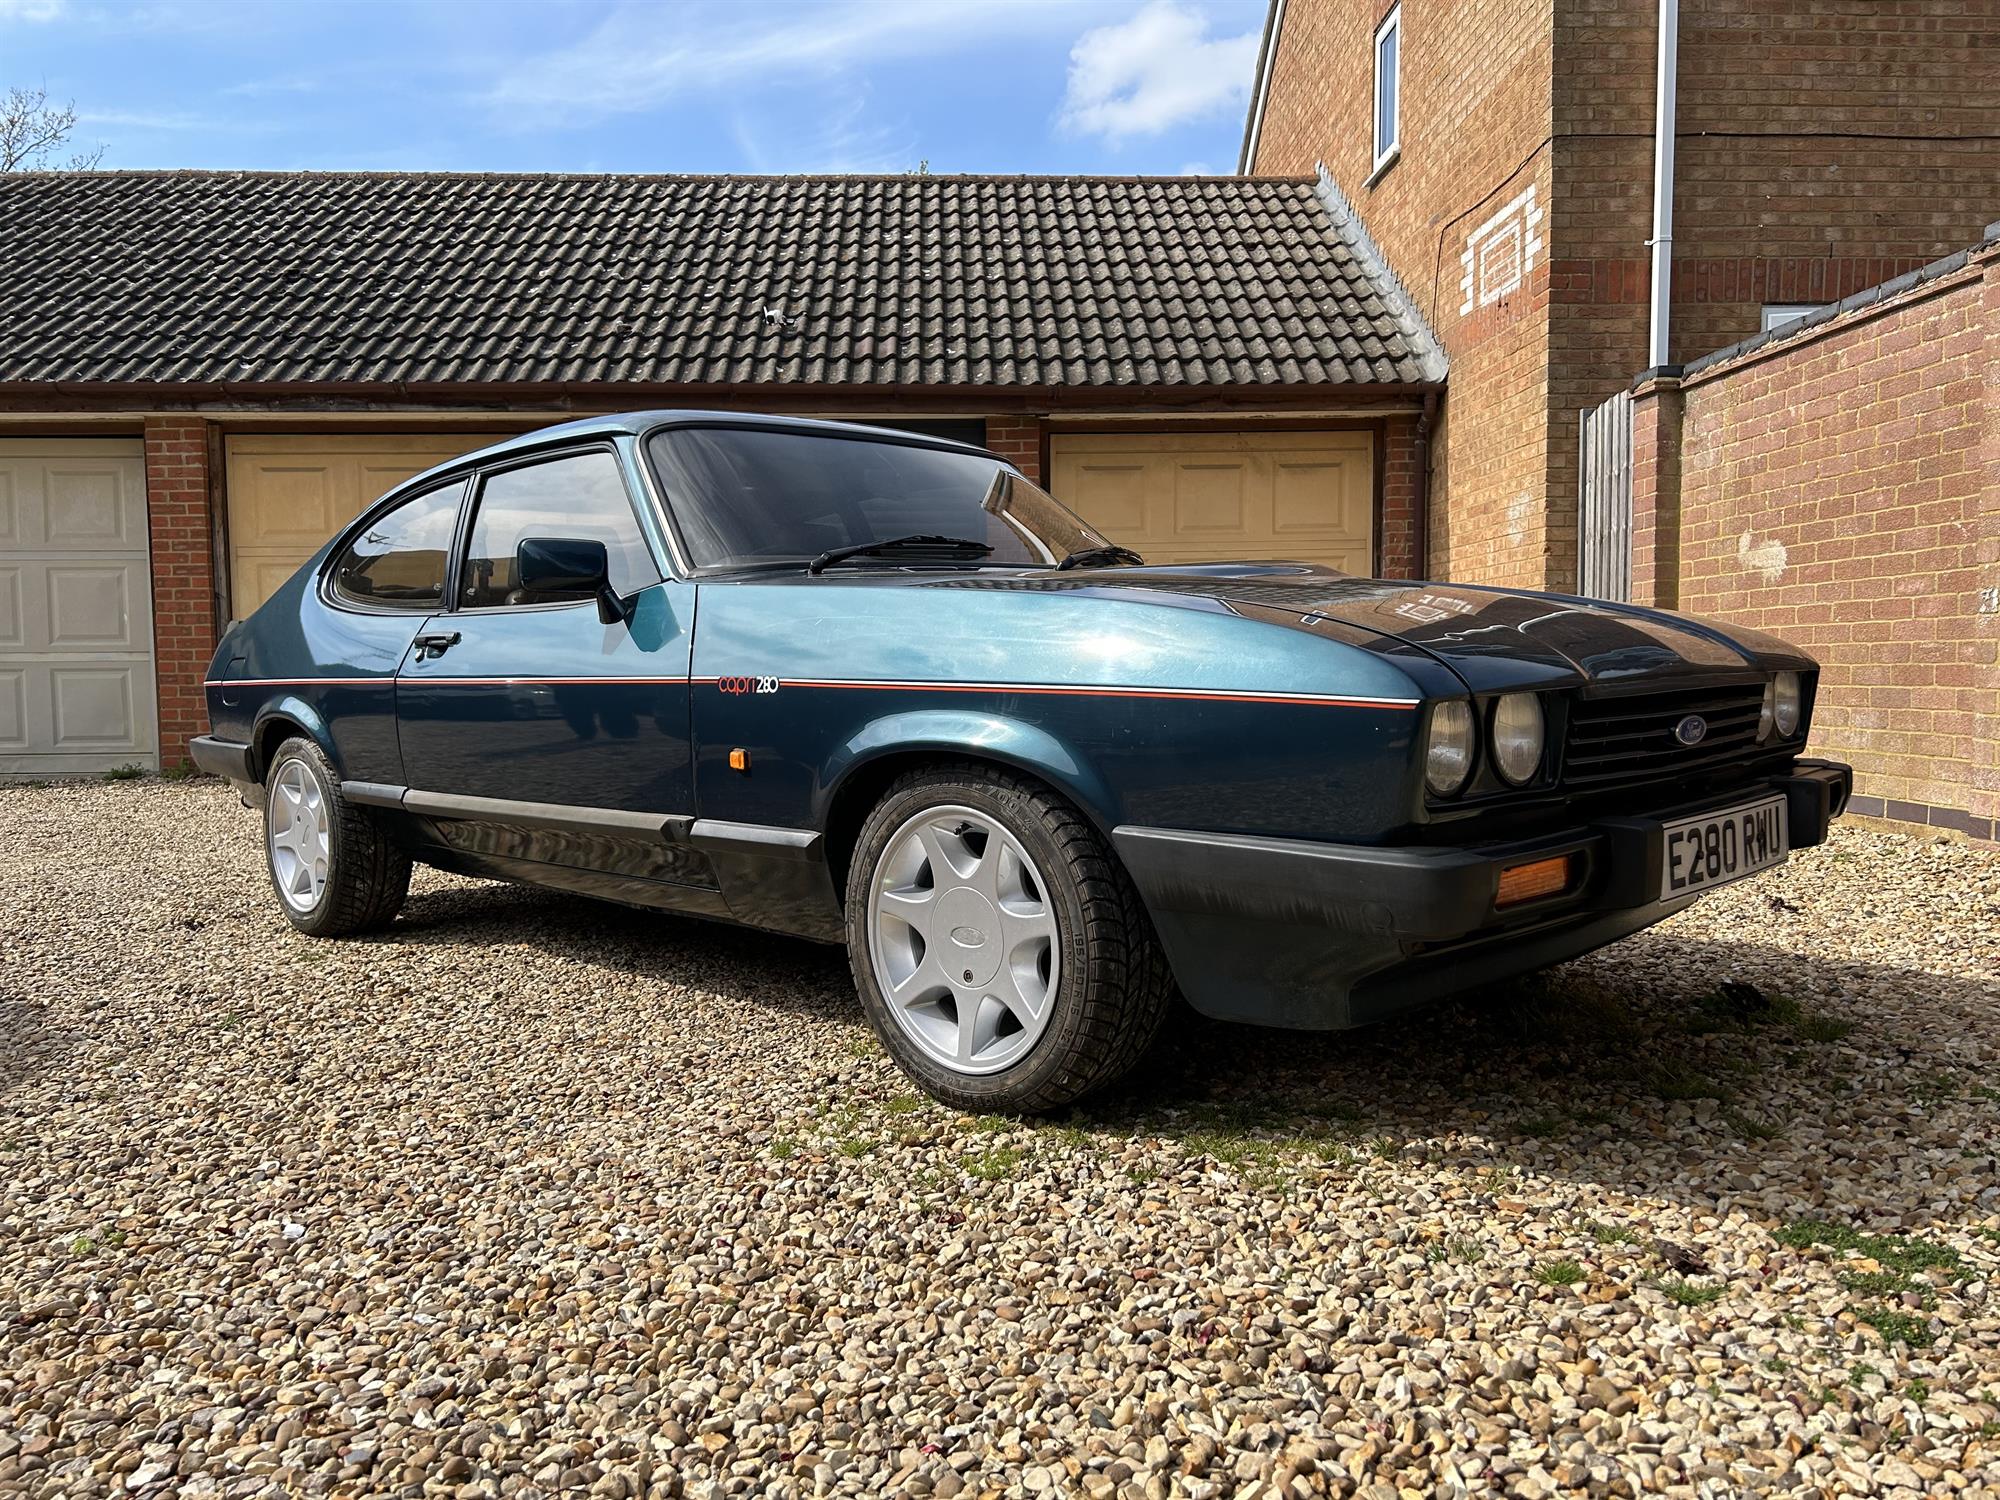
438, 410, 1002, 474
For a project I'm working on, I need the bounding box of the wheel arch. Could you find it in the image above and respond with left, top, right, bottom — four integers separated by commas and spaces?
817, 711, 1120, 898
249, 696, 337, 784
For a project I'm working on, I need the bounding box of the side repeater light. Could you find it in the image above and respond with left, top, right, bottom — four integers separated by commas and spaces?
1496, 854, 1572, 907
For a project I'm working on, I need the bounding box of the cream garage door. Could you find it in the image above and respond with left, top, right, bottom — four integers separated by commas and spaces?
1049, 431, 1375, 572
225, 434, 508, 617
0, 439, 157, 776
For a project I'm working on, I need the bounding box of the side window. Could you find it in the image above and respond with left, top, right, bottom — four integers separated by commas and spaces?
1373, 4, 1401, 172
327, 482, 462, 611
460, 449, 660, 609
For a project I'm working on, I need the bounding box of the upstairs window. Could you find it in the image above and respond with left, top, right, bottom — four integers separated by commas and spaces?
1372, 5, 1401, 174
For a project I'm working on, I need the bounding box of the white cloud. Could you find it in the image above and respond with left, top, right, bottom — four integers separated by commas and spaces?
0, 0, 64, 20
485, 0, 1090, 127
1059, 0, 1259, 142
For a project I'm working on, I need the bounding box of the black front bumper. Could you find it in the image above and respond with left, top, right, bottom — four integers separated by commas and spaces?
1114, 760, 1852, 1030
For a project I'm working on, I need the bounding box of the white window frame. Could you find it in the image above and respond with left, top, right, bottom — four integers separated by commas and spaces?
1760, 303, 1822, 334
1371, 4, 1402, 178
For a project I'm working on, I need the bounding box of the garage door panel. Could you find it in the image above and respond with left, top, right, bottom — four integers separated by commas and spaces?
226, 434, 506, 617
45, 464, 139, 546
1052, 431, 1375, 573
0, 568, 20, 649
1173, 462, 1253, 534
0, 670, 24, 749
50, 666, 140, 748
237, 464, 343, 546
0, 440, 153, 775
1068, 461, 1149, 533
46, 565, 136, 648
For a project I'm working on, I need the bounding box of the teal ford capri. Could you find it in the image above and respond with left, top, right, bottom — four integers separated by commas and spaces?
192, 412, 1852, 1111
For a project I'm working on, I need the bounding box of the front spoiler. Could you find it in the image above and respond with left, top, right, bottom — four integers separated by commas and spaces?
1114, 760, 1853, 1030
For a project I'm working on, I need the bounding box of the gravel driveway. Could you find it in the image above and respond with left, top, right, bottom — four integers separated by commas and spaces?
3, 780, 1999, 1500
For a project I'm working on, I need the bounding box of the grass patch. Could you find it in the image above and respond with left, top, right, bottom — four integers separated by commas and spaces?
1858, 1306, 1931, 1349
962, 1147, 1024, 1182
1775, 1220, 1964, 1277
1795, 1014, 1854, 1044
1720, 1107, 1780, 1141
1648, 1065, 1730, 1102
768, 1137, 797, 1161
1840, 1270, 1930, 1303
1653, 1276, 1724, 1307
834, 1136, 874, 1159
1515, 1114, 1564, 1139
1585, 1220, 1640, 1246
1535, 1259, 1584, 1287
882, 1095, 926, 1116
102, 763, 146, 781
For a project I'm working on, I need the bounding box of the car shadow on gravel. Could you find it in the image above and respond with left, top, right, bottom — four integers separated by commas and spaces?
368, 876, 1994, 1221
1074, 930, 1999, 1218
382, 879, 857, 1019
0, 996, 73, 1103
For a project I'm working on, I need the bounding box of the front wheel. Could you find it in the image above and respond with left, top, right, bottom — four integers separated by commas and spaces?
845, 765, 1172, 1113
263, 736, 411, 937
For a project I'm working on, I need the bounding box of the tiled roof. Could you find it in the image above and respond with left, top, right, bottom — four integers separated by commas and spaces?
0, 171, 1445, 392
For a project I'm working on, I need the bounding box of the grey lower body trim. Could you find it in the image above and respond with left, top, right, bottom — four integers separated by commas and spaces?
344, 782, 694, 841
689, 818, 823, 860
341, 780, 407, 810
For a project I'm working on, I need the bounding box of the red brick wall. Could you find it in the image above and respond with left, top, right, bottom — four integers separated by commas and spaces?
1378, 412, 1422, 577
1639, 241, 1998, 837
144, 417, 218, 768
1253, 0, 1560, 589
987, 415, 1043, 483
1253, 0, 2000, 593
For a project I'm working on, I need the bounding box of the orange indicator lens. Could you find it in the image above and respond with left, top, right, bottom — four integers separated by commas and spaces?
1496, 854, 1570, 907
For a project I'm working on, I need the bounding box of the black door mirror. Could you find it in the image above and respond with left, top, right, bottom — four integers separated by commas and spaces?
515, 536, 630, 624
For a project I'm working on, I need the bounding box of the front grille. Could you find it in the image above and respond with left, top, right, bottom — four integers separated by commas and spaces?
1563, 683, 1767, 787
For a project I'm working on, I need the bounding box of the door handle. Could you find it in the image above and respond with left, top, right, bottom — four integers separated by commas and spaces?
413, 630, 461, 661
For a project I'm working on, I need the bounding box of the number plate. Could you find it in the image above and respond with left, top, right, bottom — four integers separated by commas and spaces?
1659, 795, 1789, 900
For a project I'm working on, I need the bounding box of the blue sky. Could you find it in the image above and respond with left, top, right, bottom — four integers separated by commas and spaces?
1, 0, 1268, 174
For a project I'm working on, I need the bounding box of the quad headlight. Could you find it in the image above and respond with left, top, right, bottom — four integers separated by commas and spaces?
1424, 700, 1476, 796
1759, 670, 1804, 741
1490, 692, 1545, 785
1772, 670, 1802, 738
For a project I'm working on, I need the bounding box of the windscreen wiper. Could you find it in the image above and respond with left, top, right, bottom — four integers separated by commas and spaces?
1055, 543, 1146, 570
807, 534, 994, 574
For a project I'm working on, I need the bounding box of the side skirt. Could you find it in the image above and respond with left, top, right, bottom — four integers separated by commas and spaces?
342, 784, 845, 942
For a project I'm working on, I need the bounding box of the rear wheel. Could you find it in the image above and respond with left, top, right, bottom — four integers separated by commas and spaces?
846, 765, 1172, 1113
263, 736, 411, 937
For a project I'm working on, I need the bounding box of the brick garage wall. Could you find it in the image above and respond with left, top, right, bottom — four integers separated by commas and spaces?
986, 415, 1043, 483
1378, 411, 1422, 577
1252, 0, 1561, 589
144, 417, 218, 768
1637, 239, 1998, 838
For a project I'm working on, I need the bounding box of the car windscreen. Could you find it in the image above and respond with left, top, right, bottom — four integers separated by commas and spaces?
644, 426, 1110, 571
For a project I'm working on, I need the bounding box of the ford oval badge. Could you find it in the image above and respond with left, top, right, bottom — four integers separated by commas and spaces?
1674, 715, 1708, 747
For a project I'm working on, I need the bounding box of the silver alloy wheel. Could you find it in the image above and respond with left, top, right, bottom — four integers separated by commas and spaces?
269, 757, 331, 912
866, 804, 1062, 1076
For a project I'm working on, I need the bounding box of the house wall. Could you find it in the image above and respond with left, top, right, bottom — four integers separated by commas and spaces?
1251, 0, 1559, 588
1631, 236, 1999, 840
1252, 0, 2000, 593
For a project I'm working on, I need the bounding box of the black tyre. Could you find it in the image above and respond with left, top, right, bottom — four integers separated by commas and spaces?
262, 736, 411, 937
845, 764, 1173, 1113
